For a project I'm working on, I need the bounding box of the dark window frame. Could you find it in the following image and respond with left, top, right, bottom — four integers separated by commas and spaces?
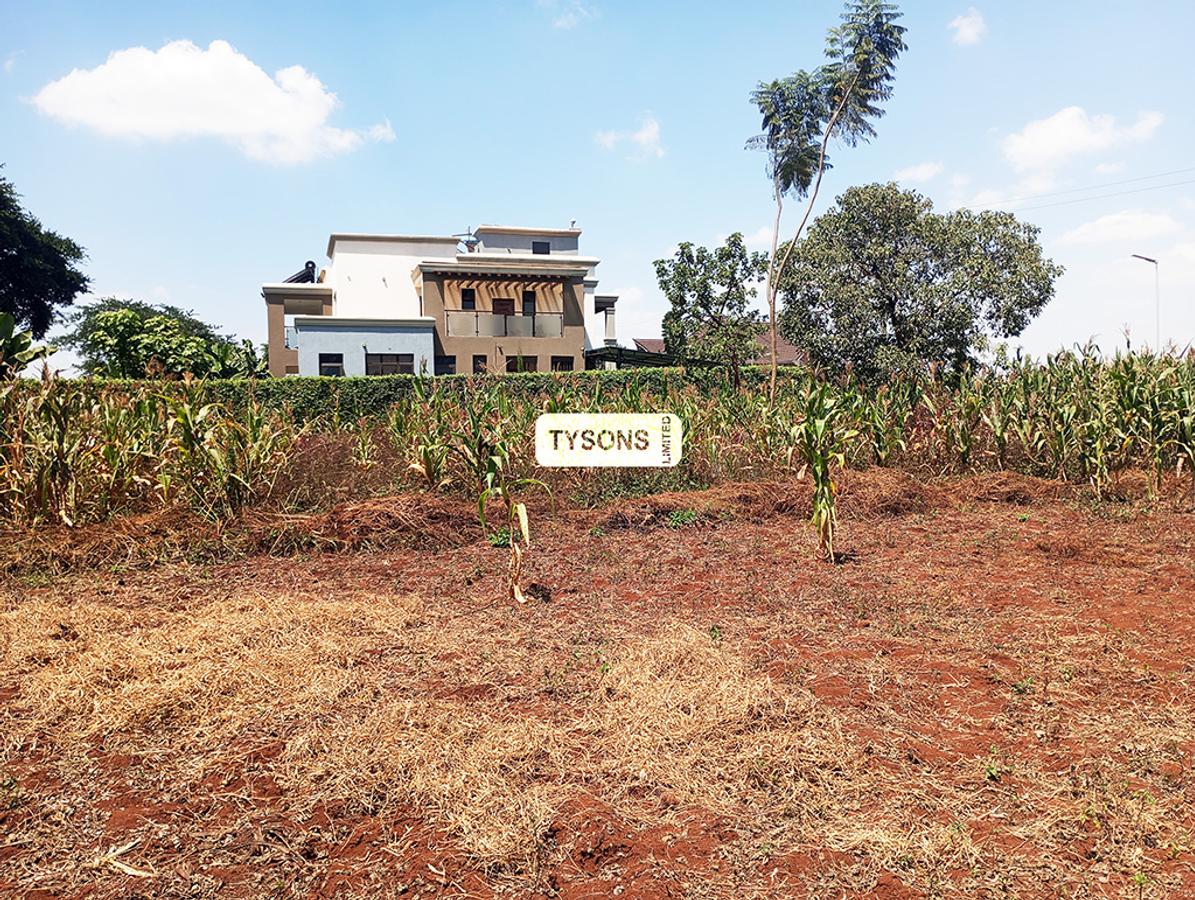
531, 240, 550, 255
521, 290, 536, 316
505, 355, 537, 373
364, 352, 415, 376
434, 355, 456, 376
492, 298, 515, 317
460, 287, 476, 310
472, 354, 488, 374
318, 353, 345, 377
550, 355, 574, 372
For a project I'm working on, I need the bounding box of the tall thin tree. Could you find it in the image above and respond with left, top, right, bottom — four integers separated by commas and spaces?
748, 0, 906, 398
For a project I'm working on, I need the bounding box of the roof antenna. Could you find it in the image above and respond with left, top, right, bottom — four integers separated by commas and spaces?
452, 226, 480, 252
569, 219, 576, 228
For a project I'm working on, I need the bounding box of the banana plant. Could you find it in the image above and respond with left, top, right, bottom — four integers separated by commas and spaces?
0, 313, 55, 379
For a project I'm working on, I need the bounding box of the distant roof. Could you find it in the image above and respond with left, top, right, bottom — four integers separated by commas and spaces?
474, 224, 582, 237
750, 333, 805, 366
633, 338, 665, 354
633, 334, 806, 366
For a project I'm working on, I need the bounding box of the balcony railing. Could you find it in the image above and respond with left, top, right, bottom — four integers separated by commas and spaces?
445, 311, 563, 339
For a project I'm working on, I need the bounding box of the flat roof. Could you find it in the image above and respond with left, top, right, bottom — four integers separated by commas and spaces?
474, 224, 582, 237
417, 258, 595, 278
261, 283, 333, 296
293, 316, 436, 327
326, 233, 460, 257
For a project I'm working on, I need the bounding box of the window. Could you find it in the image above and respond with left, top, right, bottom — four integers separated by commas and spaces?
460, 287, 476, 310
434, 355, 456, 376
365, 353, 414, 375
551, 355, 574, 372
472, 354, 488, 374
522, 290, 536, 316
506, 355, 537, 373
318, 353, 344, 377
492, 298, 515, 317
531, 240, 550, 255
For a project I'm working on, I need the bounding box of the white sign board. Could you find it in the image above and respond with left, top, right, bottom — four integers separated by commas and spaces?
535, 413, 683, 468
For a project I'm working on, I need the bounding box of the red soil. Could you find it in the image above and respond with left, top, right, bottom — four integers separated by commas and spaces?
2, 472, 1194, 897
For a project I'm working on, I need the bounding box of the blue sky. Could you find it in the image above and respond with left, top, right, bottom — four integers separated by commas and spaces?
3, 0, 1193, 364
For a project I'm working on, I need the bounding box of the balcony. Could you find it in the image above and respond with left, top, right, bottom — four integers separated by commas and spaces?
445, 311, 563, 339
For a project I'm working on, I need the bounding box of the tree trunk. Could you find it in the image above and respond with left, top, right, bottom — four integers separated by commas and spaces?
766, 179, 783, 403
766, 75, 857, 399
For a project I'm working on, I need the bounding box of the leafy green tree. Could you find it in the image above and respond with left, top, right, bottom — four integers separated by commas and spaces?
62, 298, 264, 375
61, 298, 262, 378
778, 183, 1064, 382
0, 312, 56, 379
0, 170, 90, 338
748, 0, 907, 397
654, 233, 769, 390
85, 309, 215, 377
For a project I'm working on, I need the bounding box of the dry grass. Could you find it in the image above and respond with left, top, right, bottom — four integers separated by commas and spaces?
3, 487, 1194, 897
578, 625, 857, 827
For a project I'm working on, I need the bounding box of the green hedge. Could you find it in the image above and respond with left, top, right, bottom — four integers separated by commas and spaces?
25, 365, 808, 422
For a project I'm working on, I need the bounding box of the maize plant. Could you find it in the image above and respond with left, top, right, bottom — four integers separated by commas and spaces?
981, 377, 1014, 470
475, 435, 550, 604
351, 417, 378, 469
1175, 386, 1195, 499
788, 381, 857, 562
1, 352, 1193, 534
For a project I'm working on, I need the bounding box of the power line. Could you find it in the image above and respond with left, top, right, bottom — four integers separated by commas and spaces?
993, 165, 1195, 205
1009, 178, 1195, 212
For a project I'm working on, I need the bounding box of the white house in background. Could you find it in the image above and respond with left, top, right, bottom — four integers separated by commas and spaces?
262, 224, 619, 376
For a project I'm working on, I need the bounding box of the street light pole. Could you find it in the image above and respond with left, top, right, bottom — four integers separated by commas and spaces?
1131, 254, 1160, 351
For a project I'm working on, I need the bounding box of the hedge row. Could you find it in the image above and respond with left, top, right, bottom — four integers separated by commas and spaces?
42, 365, 807, 422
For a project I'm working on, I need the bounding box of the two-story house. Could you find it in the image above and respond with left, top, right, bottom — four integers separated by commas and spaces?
262, 225, 619, 377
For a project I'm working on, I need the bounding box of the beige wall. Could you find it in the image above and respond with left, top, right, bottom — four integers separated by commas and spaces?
423, 274, 586, 372
265, 300, 297, 376
265, 294, 331, 376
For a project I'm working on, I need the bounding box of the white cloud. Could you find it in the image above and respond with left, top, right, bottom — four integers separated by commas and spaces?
32, 40, 394, 164
537, 0, 595, 29
966, 171, 1059, 210
894, 160, 944, 182
595, 115, 664, 160
1002, 106, 1163, 173
713, 226, 774, 251
1058, 210, 1183, 246
948, 8, 987, 45
3, 51, 21, 74
1173, 241, 1195, 264
968, 188, 1006, 208
1093, 161, 1126, 175
742, 225, 774, 251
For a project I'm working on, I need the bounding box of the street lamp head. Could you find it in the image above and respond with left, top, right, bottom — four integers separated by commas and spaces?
1131, 254, 1158, 264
